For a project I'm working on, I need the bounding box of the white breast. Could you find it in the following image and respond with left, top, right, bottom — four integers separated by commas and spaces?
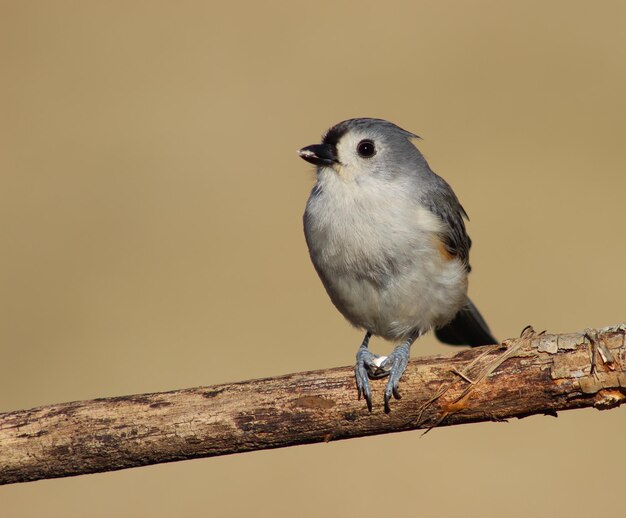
304, 168, 468, 341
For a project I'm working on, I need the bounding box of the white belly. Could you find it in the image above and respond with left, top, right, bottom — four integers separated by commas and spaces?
304, 172, 468, 341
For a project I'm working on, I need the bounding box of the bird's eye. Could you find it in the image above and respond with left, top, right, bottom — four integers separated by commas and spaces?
356, 139, 376, 158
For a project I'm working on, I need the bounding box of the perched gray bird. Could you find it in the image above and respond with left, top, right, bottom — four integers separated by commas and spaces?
298, 118, 496, 412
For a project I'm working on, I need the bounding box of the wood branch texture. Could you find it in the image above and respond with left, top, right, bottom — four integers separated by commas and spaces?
1, 324, 625, 485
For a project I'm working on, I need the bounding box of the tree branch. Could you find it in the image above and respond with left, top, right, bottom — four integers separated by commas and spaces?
1, 324, 625, 485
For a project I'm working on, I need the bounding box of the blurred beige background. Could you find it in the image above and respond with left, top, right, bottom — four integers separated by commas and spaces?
1, 1, 625, 516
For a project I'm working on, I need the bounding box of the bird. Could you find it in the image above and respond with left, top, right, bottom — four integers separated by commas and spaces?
298, 118, 496, 412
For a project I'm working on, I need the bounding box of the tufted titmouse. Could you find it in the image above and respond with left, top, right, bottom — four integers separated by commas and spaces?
298, 118, 496, 412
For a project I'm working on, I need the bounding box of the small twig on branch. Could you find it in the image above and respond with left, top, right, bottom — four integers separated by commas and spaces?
1, 324, 625, 485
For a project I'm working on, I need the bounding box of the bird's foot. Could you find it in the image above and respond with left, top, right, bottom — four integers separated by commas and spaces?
355, 332, 416, 412
355, 343, 387, 412
380, 342, 411, 413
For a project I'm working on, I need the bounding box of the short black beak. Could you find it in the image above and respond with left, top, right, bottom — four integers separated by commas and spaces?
298, 144, 337, 167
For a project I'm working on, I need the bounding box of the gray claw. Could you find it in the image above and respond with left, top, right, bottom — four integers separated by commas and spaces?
381, 342, 411, 413
355, 344, 382, 411
355, 361, 372, 411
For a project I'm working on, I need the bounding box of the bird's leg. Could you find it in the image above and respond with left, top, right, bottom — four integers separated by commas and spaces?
355, 331, 388, 411
380, 333, 418, 413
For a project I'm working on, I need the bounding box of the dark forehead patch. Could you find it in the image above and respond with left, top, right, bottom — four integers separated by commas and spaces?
321, 120, 352, 147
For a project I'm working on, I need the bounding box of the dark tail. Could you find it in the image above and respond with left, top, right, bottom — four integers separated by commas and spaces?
435, 298, 497, 346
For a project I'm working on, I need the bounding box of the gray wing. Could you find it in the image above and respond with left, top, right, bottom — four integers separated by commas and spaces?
421, 178, 472, 272
420, 172, 496, 346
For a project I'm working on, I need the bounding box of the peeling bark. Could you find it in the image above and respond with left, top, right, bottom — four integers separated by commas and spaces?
1, 324, 625, 485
